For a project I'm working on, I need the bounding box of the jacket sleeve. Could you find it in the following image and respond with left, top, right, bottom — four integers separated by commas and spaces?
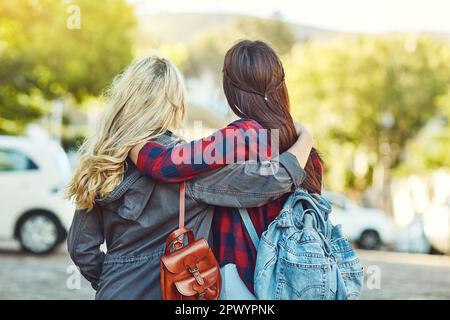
135, 119, 268, 182
186, 151, 305, 208
67, 206, 105, 291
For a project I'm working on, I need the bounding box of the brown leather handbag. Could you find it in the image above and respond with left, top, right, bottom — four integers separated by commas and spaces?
160, 182, 222, 300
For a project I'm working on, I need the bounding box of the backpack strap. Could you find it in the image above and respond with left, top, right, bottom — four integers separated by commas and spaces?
238, 208, 260, 249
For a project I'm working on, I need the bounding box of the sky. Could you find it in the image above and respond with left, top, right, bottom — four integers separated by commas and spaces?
130, 0, 450, 34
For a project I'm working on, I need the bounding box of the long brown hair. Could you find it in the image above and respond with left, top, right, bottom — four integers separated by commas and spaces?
222, 40, 323, 194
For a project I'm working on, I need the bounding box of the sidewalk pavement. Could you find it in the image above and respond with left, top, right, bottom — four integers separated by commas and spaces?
0, 243, 449, 300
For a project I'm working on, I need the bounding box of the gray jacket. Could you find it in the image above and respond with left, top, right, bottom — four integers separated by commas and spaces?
67, 132, 305, 300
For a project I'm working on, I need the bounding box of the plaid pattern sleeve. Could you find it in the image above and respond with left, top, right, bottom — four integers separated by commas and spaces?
135, 118, 270, 182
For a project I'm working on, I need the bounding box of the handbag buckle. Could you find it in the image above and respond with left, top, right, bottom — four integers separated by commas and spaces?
188, 265, 205, 286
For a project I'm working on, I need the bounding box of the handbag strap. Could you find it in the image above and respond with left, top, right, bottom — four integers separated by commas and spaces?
238, 208, 260, 249
165, 226, 195, 252
179, 181, 185, 228
164, 182, 189, 254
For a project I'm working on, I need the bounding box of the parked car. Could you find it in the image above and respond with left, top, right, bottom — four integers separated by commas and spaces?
323, 191, 397, 250
0, 135, 75, 254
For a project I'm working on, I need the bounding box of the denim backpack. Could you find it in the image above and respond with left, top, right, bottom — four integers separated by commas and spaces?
239, 189, 364, 300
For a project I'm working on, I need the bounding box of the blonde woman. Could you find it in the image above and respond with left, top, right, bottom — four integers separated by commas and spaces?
67, 55, 312, 299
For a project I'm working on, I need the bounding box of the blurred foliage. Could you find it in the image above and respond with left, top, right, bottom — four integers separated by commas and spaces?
401, 126, 450, 172
0, 0, 136, 134
1, 5, 449, 196
151, 17, 450, 193
61, 131, 87, 152
399, 87, 450, 173
286, 36, 450, 191
182, 17, 295, 79
173, 18, 450, 192
233, 17, 295, 55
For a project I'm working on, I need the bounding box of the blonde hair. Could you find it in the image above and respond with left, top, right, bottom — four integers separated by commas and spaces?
67, 56, 186, 210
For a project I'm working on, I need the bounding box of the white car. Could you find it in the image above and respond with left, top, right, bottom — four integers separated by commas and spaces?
324, 191, 397, 250
0, 135, 75, 254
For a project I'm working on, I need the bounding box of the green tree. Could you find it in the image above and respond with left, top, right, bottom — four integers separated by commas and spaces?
286, 36, 450, 205
401, 85, 450, 172
0, 0, 136, 134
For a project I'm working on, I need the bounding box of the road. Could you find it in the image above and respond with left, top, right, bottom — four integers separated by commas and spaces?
0, 242, 449, 300
357, 249, 450, 299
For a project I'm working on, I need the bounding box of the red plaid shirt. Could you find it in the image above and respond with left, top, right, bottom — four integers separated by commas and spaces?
136, 118, 322, 293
